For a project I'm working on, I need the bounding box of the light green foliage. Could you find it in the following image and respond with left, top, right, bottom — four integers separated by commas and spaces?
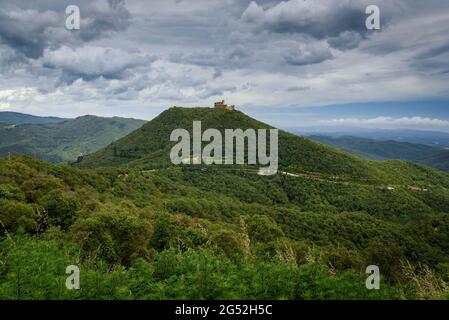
0, 235, 411, 300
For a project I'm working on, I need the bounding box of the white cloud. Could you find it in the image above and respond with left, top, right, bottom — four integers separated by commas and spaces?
42, 46, 152, 80
0, 88, 43, 102
322, 116, 449, 128
0, 102, 10, 110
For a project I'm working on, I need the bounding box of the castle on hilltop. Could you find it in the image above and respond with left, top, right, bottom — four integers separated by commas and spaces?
214, 100, 235, 111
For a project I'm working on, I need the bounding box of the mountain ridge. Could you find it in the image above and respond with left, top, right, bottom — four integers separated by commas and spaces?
0, 111, 67, 125
0, 114, 146, 163
309, 135, 449, 172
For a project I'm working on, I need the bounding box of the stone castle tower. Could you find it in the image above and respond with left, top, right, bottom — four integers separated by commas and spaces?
214, 100, 235, 111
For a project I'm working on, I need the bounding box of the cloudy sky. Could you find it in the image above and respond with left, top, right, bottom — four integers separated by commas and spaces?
0, 0, 449, 131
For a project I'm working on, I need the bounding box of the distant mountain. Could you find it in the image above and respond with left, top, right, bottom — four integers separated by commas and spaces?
0, 111, 67, 125
309, 135, 449, 172
420, 151, 449, 172
0, 115, 146, 163
293, 129, 449, 148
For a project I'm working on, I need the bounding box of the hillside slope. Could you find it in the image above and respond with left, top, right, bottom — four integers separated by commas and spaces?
2, 154, 449, 299
0, 115, 146, 163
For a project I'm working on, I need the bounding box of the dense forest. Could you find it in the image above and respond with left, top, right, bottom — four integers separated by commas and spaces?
1, 107, 449, 299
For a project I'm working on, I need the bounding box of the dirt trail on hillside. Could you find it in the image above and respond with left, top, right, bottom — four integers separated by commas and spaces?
277, 170, 429, 192
143, 166, 430, 192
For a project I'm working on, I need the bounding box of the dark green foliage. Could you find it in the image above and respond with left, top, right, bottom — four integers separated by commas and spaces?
245, 215, 284, 243
38, 190, 80, 230
70, 204, 152, 265
150, 213, 175, 251
0, 200, 37, 232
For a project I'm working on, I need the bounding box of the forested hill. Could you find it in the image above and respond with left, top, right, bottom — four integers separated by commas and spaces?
75, 107, 276, 169
0, 115, 146, 163
75, 107, 449, 187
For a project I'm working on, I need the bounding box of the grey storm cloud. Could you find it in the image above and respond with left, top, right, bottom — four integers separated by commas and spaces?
327, 31, 363, 51
0, 45, 27, 72
197, 85, 237, 99
287, 86, 310, 92
414, 41, 449, 61
42, 46, 153, 82
170, 46, 250, 69
283, 42, 333, 66
0, 0, 131, 59
78, 0, 131, 42
0, 7, 60, 59
240, 0, 402, 51
411, 50, 449, 76
0, 0, 448, 118
241, 1, 367, 39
